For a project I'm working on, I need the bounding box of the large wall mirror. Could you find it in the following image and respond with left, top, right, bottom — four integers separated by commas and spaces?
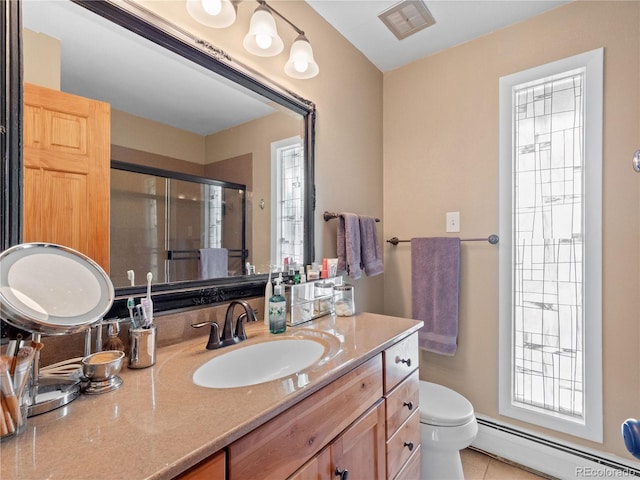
1, 0, 315, 317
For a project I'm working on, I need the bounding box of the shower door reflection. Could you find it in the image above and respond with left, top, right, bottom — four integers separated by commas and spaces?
110, 163, 247, 287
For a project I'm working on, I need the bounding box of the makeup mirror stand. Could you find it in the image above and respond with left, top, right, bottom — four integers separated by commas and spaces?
26, 331, 84, 417
0, 243, 115, 417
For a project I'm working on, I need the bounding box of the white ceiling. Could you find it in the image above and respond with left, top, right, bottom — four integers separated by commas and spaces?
305, 0, 570, 72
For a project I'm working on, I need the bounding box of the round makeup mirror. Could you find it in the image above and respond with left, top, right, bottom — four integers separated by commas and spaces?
0, 243, 115, 415
0, 243, 114, 335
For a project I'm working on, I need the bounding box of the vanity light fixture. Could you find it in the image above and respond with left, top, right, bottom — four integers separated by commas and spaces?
243, 3, 284, 56
186, 0, 238, 28
186, 0, 319, 79
284, 34, 319, 79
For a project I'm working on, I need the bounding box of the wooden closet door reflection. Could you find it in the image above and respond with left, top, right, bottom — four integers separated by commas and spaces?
23, 83, 111, 273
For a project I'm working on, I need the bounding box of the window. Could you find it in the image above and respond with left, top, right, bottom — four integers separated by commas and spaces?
271, 136, 305, 269
204, 184, 223, 248
498, 49, 603, 442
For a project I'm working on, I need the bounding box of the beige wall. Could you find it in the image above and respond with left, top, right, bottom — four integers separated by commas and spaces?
383, 0, 640, 460
111, 110, 207, 165
23, 29, 60, 90
205, 110, 301, 272
111, 145, 205, 177
136, 0, 385, 314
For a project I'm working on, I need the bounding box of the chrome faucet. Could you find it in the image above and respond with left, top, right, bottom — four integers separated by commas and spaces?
191, 300, 258, 350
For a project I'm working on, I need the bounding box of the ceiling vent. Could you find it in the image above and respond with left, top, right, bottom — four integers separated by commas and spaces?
378, 0, 436, 40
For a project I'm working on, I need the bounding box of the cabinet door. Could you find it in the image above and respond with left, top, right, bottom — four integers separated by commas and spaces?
175, 450, 225, 480
330, 400, 386, 480
228, 356, 383, 479
289, 448, 332, 480
23, 83, 111, 273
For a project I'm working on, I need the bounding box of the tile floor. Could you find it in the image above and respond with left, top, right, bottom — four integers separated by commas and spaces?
461, 448, 552, 480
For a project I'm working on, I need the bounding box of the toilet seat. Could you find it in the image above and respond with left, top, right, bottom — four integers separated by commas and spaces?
419, 381, 475, 427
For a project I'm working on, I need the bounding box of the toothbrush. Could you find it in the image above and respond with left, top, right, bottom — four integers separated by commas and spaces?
136, 305, 143, 326
127, 270, 137, 329
141, 272, 153, 328
128, 298, 137, 329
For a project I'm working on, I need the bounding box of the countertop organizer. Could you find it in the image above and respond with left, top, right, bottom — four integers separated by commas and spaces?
286, 276, 343, 326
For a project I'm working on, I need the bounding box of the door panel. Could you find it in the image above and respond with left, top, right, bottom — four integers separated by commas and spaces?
23, 83, 110, 272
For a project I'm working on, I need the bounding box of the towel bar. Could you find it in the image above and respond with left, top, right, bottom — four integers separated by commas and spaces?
323, 211, 380, 222
167, 249, 248, 260
387, 235, 499, 245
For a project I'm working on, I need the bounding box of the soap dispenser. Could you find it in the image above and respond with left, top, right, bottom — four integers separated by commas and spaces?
269, 274, 287, 334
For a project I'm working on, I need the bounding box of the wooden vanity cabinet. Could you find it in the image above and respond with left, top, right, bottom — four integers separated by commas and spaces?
227, 355, 383, 479
174, 332, 421, 480
383, 333, 421, 479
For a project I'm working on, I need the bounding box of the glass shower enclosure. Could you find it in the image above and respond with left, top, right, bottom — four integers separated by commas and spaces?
110, 162, 247, 288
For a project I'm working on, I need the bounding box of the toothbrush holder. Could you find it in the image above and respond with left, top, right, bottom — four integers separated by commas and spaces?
128, 325, 157, 369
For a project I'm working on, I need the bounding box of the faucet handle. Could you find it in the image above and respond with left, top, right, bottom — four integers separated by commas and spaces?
191, 321, 222, 350
235, 310, 257, 340
191, 320, 216, 329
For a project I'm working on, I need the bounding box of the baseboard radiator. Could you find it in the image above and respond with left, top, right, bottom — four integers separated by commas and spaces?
472, 415, 640, 479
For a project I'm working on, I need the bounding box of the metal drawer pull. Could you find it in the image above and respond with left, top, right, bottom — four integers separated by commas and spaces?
403, 401, 413, 411
404, 441, 414, 452
396, 356, 411, 367
335, 467, 349, 479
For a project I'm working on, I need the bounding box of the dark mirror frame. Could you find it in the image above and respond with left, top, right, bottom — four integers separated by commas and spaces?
0, 0, 316, 319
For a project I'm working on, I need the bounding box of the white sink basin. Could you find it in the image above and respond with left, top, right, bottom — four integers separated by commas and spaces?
193, 337, 327, 389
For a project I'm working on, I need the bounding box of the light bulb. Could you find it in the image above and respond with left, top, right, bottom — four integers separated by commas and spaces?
201, 0, 222, 16
284, 35, 319, 79
294, 59, 308, 73
243, 6, 283, 56
187, 0, 236, 27
255, 33, 272, 50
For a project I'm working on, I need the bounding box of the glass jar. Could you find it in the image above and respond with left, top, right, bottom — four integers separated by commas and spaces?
334, 284, 355, 317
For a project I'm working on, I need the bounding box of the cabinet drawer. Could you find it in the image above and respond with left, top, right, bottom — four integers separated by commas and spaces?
394, 449, 420, 480
383, 333, 419, 393
386, 410, 420, 480
385, 370, 419, 438
228, 355, 383, 479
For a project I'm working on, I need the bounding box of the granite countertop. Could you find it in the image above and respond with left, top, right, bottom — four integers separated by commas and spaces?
0, 312, 422, 480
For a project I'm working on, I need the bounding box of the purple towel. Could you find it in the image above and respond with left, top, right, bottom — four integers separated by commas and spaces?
337, 213, 362, 279
411, 237, 460, 355
199, 248, 228, 279
359, 216, 383, 276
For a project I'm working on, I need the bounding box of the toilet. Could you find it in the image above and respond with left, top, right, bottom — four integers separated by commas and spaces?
419, 381, 478, 480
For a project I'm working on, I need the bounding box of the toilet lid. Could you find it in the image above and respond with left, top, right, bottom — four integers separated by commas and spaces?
419, 382, 475, 427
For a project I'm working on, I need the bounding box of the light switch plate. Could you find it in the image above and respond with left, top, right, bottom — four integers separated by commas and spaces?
446, 212, 460, 233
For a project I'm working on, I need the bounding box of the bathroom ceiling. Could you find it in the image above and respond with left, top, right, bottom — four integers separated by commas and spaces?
305, 0, 571, 72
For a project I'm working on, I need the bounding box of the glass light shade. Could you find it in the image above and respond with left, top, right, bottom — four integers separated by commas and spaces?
186, 0, 236, 28
243, 6, 284, 57
284, 35, 319, 79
